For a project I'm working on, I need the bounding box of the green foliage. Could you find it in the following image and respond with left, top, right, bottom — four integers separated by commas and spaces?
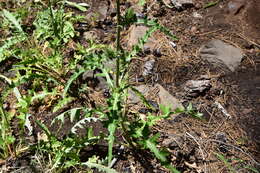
0, 0, 182, 172
122, 8, 137, 27
204, 1, 219, 9
185, 103, 203, 119
35, 118, 103, 171
0, 9, 27, 62
215, 153, 259, 173
82, 161, 118, 173
0, 104, 15, 159
63, 1, 89, 12
215, 152, 236, 173
33, 7, 75, 47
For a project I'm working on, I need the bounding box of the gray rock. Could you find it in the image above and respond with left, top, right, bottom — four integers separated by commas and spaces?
155, 84, 183, 111
227, 0, 245, 15
128, 85, 150, 104
142, 59, 155, 76
127, 25, 158, 51
162, 135, 184, 149
83, 29, 104, 41
86, 0, 109, 21
104, 59, 116, 73
171, 0, 194, 9
192, 12, 202, 18
128, 84, 183, 112
184, 79, 211, 97
200, 40, 243, 72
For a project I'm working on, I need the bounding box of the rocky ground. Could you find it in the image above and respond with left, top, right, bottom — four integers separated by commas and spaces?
1, 0, 260, 172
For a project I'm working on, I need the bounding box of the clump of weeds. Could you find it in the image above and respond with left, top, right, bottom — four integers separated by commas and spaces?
0, 0, 204, 172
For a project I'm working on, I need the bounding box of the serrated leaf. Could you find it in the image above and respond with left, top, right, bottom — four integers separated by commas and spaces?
0, 36, 25, 63
35, 120, 52, 139
52, 107, 82, 125
187, 103, 193, 112
203, 1, 219, 9
160, 104, 171, 115
25, 114, 33, 135
130, 86, 155, 111
64, 1, 89, 12
138, 0, 146, 6
71, 117, 99, 134
102, 68, 114, 88
2, 10, 24, 33
70, 108, 81, 122
53, 97, 73, 113
145, 139, 167, 162
0, 74, 21, 99
63, 69, 85, 98
108, 122, 117, 164
243, 165, 259, 173
82, 161, 118, 173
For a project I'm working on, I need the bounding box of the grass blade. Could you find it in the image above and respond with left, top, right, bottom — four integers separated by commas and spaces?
63, 69, 85, 98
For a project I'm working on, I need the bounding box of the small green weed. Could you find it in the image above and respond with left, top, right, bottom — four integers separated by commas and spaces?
215, 153, 259, 173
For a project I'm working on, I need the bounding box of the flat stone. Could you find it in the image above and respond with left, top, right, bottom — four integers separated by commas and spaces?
83, 29, 104, 41
200, 39, 243, 72
171, 0, 194, 9
128, 85, 151, 104
184, 79, 211, 97
126, 25, 158, 51
227, 0, 245, 15
155, 84, 183, 111
162, 135, 184, 149
86, 0, 109, 21
128, 84, 183, 112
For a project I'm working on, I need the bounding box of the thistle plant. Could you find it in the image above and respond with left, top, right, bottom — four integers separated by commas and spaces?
0, 0, 180, 172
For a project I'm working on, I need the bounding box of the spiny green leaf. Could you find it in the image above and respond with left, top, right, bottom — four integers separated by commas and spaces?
146, 139, 167, 162
64, 1, 89, 12
82, 161, 118, 173
130, 86, 155, 111
2, 10, 24, 33
35, 120, 52, 139
138, 0, 146, 6
0, 36, 26, 63
25, 114, 33, 135
204, 1, 219, 9
53, 97, 73, 113
243, 165, 259, 173
51, 107, 83, 125
71, 117, 99, 134
63, 69, 85, 98
0, 74, 22, 99
215, 153, 236, 173
108, 122, 117, 165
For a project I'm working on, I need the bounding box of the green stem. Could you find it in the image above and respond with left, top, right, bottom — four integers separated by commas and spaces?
115, 0, 121, 88
49, 0, 57, 37
0, 104, 10, 128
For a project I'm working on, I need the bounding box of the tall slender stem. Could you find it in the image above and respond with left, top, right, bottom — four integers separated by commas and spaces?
115, 0, 121, 88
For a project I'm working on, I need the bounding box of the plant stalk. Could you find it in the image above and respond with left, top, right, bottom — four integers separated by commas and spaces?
115, 0, 121, 88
